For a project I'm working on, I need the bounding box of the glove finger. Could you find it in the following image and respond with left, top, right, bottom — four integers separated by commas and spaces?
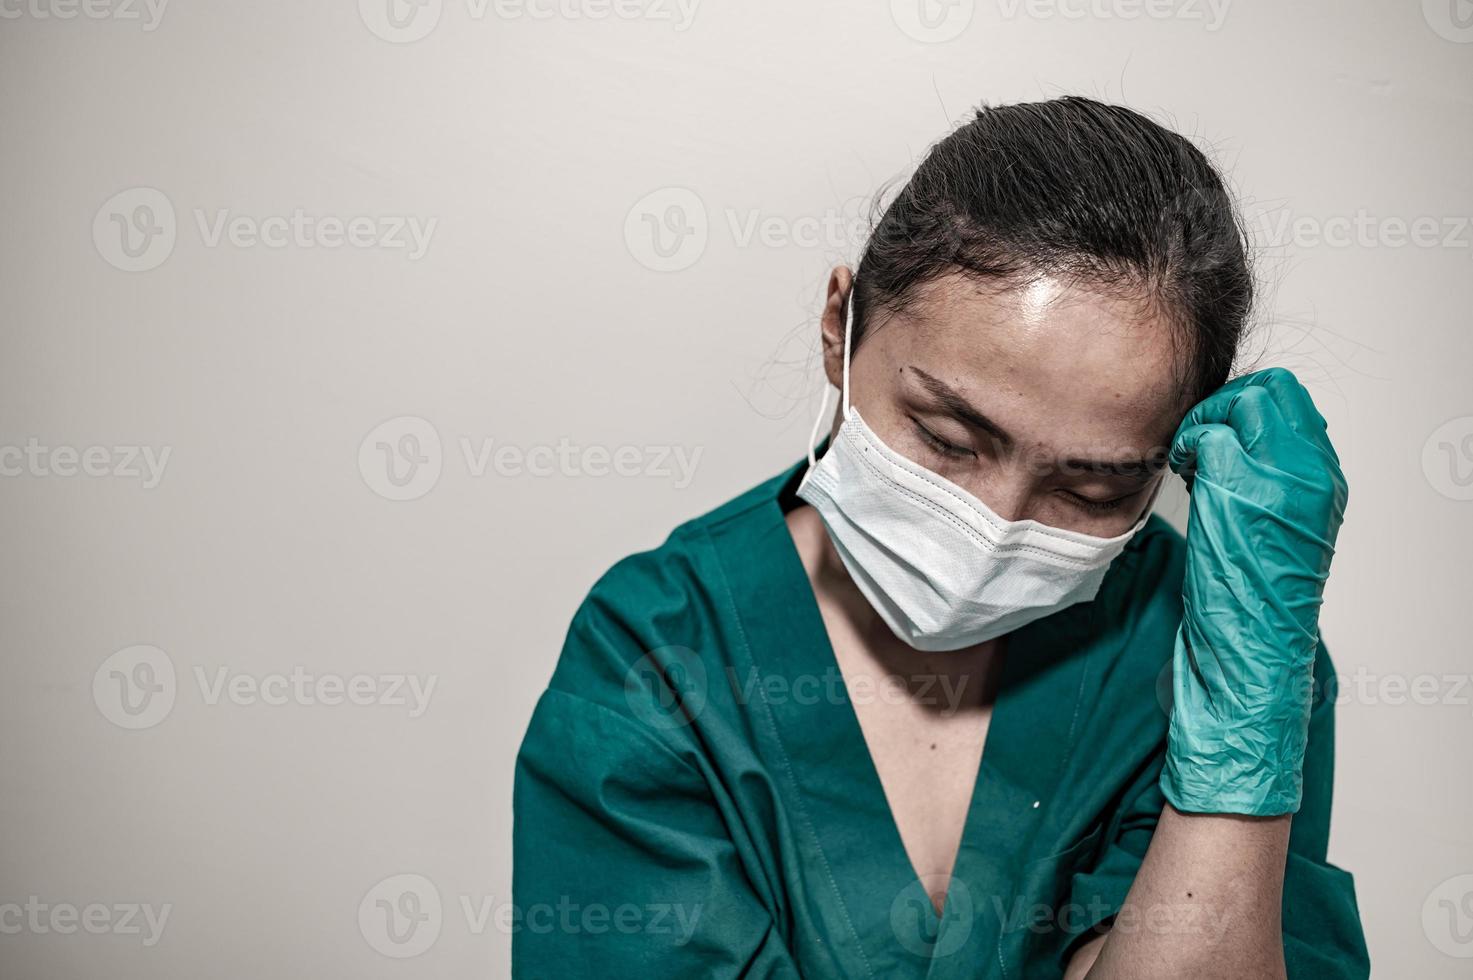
1168, 421, 1243, 480
1188, 368, 1339, 461
1240, 368, 1339, 463
1178, 368, 1340, 470
1174, 383, 1289, 475
1179, 371, 1259, 431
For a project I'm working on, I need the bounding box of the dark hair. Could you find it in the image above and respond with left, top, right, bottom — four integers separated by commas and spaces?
852, 96, 1252, 404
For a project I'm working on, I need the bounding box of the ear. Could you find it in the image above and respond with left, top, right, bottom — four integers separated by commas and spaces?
820, 266, 856, 392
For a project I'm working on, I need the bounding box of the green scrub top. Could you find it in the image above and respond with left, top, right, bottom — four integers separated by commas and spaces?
513, 459, 1369, 979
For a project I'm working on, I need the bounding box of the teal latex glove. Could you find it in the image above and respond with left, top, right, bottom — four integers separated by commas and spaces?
1161, 367, 1348, 816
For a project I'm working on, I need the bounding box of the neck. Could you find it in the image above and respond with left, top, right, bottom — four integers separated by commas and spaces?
786, 504, 1004, 703
789, 504, 887, 637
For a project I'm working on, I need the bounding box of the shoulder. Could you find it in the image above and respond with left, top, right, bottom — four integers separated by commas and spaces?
544, 464, 795, 713
581, 464, 790, 623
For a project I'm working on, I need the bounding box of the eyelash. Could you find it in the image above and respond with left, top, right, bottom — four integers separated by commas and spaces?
912, 417, 1136, 514
1060, 490, 1128, 514
911, 418, 975, 459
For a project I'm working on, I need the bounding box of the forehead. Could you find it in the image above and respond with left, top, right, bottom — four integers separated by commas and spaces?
867, 273, 1187, 452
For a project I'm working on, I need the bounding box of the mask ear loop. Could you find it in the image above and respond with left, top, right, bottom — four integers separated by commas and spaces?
805, 285, 856, 469
840, 286, 853, 419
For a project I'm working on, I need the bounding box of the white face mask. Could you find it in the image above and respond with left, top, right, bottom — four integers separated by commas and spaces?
796, 291, 1155, 652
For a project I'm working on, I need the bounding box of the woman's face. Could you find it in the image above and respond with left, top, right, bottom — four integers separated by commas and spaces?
821, 268, 1188, 537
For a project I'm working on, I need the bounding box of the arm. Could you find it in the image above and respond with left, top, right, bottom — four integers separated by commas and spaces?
1072, 809, 1289, 979
514, 689, 803, 978
1062, 639, 1368, 979
514, 591, 806, 980
1069, 368, 1358, 978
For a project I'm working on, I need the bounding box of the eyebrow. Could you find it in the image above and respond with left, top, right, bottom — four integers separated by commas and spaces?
909, 368, 1016, 448
907, 367, 1160, 477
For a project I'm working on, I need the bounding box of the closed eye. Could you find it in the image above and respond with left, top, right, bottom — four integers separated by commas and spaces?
910, 417, 975, 459
1057, 488, 1131, 514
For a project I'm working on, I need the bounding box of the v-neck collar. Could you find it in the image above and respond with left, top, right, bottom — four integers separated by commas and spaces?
703, 458, 1106, 979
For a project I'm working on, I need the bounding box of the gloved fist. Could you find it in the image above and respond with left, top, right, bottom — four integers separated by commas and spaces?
1161, 367, 1349, 816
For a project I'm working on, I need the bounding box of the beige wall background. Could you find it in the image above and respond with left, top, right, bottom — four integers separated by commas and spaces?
2, 0, 1470, 976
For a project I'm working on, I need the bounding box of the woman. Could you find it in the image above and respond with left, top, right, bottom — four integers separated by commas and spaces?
513, 97, 1369, 978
